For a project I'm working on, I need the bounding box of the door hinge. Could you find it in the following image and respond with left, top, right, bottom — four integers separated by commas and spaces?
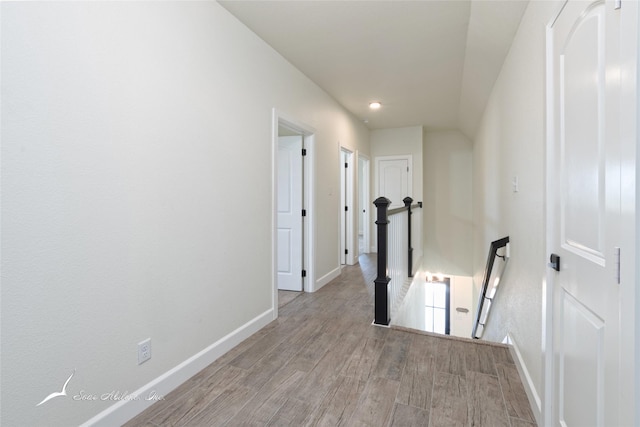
345, 249, 348, 255
302, 148, 307, 156
615, 0, 621, 10
345, 206, 348, 212
302, 209, 306, 217
302, 269, 307, 278
345, 162, 348, 168
615, 247, 621, 284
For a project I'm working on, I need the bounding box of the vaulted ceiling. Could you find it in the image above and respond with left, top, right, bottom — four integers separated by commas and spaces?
219, 0, 529, 138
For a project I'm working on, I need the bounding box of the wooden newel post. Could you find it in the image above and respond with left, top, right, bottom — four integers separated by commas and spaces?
374, 197, 391, 325
404, 197, 414, 277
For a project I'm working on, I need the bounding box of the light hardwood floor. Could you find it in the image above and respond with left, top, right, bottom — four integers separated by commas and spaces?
125, 255, 537, 427
278, 290, 303, 308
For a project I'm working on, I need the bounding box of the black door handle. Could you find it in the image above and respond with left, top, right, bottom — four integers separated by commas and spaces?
549, 253, 561, 272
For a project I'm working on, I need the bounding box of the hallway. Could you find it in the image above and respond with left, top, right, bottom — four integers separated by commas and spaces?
125, 255, 536, 427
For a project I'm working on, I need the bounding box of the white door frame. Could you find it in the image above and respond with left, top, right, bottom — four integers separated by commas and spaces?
272, 109, 315, 318
340, 147, 355, 265
358, 152, 371, 255
618, 2, 639, 423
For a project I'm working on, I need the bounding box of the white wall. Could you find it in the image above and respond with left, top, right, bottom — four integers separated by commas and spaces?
0, 2, 369, 426
423, 130, 473, 276
472, 0, 561, 418
449, 275, 474, 338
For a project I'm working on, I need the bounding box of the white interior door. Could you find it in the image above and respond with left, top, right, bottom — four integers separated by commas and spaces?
548, 1, 621, 425
376, 156, 411, 208
277, 136, 303, 291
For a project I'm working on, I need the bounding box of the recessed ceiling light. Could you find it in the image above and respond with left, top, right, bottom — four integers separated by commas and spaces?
369, 101, 382, 110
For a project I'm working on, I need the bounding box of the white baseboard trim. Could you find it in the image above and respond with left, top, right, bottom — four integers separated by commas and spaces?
371, 319, 390, 328
80, 309, 274, 427
506, 332, 542, 426
312, 266, 341, 292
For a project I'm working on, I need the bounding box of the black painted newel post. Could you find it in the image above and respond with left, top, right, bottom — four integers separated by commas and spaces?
374, 197, 391, 325
404, 197, 414, 277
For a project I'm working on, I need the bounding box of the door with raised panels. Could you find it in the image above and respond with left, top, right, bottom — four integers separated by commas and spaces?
548, 1, 621, 425
277, 136, 303, 291
377, 156, 411, 208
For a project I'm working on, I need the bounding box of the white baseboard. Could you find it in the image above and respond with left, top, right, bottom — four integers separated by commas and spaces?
80, 309, 274, 427
506, 333, 542, 426
311, 266, 341, 292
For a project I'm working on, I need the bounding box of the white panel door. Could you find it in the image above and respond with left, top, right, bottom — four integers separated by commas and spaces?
277, 136, 303, 291
549, 2, 621, 425
377, 156, 411, 208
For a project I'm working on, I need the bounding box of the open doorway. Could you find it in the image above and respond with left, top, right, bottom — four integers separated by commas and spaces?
272, 110, 315, 317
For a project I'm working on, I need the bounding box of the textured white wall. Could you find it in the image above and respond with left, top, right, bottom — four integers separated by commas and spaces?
423, 130, 473, 276
449, 275, 474, 338
1, 2, 368, 426
472, 0, 561, 414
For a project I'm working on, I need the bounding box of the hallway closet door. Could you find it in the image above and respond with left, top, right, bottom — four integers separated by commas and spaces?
376, 155, 411, 208
548, 1, 623, 425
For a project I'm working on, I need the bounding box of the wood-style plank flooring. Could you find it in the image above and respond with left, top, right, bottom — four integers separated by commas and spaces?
125, 255, 537, 427
278, 290, 302, 308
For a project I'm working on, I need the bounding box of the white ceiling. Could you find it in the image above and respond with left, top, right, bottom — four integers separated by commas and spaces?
219, 0, 529, 138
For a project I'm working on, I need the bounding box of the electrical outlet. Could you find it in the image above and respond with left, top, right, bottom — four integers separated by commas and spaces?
138, 338, 151, 365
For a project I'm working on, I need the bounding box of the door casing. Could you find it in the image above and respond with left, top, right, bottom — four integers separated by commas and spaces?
358, 153, 371, 254
340, 147, 355, 265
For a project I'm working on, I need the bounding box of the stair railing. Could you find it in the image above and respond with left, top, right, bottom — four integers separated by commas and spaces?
472, 236, 510, 338
373, 196, 423, 326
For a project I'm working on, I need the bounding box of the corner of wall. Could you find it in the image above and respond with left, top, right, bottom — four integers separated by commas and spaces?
312, 267, 341, 293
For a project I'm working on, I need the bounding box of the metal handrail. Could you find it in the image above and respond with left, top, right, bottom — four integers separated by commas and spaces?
472, 236, 510, 339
